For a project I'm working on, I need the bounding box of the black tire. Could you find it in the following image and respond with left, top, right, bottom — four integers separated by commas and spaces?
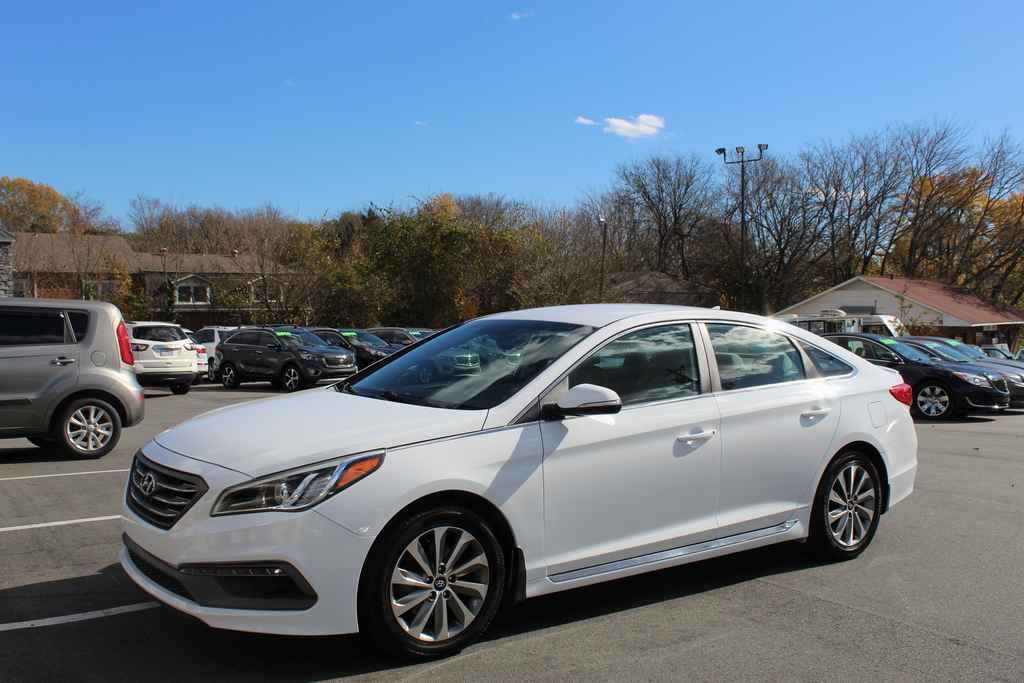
280, 364, 303, 393
808, 450, 882, 561
912, 381, 955, 420
207, 364, 219, 383
53, 397, 122, 459
27, 436, 56, 448
358, 506, 507, 660
170, 383, 191, 395
221, 363, 240, 389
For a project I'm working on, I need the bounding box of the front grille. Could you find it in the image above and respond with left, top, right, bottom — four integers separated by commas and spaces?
323, 356, 354, 367
126, 453, 208, 530
992, 377, 1009, 394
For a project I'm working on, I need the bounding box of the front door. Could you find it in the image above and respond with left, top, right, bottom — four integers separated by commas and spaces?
706, 323, 841, 536
0, 307, 80, 433
540, 323, 721, 576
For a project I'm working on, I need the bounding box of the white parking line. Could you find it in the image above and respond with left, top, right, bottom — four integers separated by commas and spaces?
0, 602, 159, 632
0, 468, 129, 483
0, 515, 121, 533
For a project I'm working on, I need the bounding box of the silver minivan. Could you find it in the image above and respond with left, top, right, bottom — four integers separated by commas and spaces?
0, 298, 146, 458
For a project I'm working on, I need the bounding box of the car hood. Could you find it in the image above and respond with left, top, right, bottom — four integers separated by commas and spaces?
296, 344, 351, 358
154, 388, 487, 477
932, 360, 1006, 377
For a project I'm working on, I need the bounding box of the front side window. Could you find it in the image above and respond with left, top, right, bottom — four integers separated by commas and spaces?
348, 319, 595, 410
707, 323, 805, 390
568, 324, 701, 406
0, 309, 67, 346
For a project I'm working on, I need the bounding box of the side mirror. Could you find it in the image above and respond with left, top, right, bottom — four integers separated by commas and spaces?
267, 343, 282, 351
542, 383, 622, 420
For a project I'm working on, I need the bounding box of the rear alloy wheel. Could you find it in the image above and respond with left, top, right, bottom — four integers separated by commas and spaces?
221, 364, 239, 389
810, 451, 881, 560
915, 382, 952, 419
56, 398, 122, 459
170, 383, 191, 395
360, 507, 506, 659
281, 365, 303, 392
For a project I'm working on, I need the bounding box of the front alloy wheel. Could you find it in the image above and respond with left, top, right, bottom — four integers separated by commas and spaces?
916, 383, 951, 419
390, 526, 490, 642
281, 365, 302, 392
360, 507, 506, 659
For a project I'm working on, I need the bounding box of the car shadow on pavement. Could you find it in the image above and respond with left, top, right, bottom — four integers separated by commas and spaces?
0, 543, 826, 681
0, 444, 85, 464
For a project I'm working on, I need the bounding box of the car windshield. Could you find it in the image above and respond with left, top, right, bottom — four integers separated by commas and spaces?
919, 340, 971, 361
344, 319, 595, 410
947, 342, 987, 360
340, 329, 390, 348
279, 330, 328, 347
877, 337, 932, 362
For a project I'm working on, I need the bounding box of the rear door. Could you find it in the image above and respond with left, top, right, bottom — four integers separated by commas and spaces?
0, 307, 80, 433
706, 322, 841, 537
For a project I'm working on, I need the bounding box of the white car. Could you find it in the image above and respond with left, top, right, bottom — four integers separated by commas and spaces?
127, 322, 199, 395
120, 304, 917, 658
190, 326, 238, 381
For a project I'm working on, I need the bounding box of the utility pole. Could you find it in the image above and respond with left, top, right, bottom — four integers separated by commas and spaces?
715, 144, 767, 311
598, 213, 607, 301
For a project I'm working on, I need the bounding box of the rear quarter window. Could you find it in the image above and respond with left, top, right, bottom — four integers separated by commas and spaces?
67, 311, 90, 342
803, 344, 854, 377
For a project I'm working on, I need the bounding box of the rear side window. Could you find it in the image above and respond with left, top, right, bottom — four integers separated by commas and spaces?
226, 331, 257, 345
132, 325, 187, 342
707, 323, 805, 390
0, 309, 68, 346
67, 311, 90, 343
570, 323, 701, 405
803, 344, 854, 377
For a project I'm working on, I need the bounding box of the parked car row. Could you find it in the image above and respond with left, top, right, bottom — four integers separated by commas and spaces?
824, 332, 1024, 419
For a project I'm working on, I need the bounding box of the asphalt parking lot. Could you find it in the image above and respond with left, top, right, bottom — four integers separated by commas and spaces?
2, 385, 1023, 682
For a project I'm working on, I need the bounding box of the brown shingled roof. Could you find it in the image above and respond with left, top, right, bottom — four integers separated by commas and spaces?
12, 232, 272, 275
863, 276, 1024, 326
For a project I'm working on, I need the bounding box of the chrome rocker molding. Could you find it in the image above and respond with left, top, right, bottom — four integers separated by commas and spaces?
549, 519, 799, 584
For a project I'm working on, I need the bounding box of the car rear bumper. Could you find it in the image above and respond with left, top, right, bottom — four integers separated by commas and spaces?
136, 372, 199, 386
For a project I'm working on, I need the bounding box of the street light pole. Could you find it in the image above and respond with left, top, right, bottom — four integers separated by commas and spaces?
715, 144, 767, 311
598, 213, 607, 301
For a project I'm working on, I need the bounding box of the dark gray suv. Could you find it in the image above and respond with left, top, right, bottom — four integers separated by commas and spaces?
0, 298, 146, 458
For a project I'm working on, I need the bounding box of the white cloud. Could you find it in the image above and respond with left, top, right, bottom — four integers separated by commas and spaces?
414, 120, 428, 127
283, 78, 297, 88
574, 115, 597, 126
509, 10, 531, 20
602, 114, 666, 139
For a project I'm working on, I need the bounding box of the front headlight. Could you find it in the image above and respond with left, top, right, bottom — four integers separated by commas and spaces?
211, 453, 383, 516
953, 372, 992, 388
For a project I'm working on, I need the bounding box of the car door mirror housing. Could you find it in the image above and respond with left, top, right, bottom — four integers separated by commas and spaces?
542, 383, 622, 420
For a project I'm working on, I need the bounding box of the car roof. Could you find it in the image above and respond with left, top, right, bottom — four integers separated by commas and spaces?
823, 331, 891, 341
1, 297, 119, 313
479, 304, 774, 328
127, 321, 181, 327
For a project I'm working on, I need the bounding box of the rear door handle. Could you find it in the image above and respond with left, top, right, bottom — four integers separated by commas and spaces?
676, 429, 717, 446
51, 357, 76, 366
801, 407, 830, 419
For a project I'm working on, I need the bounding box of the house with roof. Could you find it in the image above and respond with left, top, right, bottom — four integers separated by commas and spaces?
10, 232, 289, 328
0, 229, 12, 297
776, 275, 1024, 346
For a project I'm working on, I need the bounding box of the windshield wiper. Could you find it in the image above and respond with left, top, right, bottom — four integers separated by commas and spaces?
338, 382, 360, 396
364, 389, 433, 407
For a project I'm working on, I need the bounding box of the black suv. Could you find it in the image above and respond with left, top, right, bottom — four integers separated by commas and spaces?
303, 327, 395, 368
825, 333, 1010, 419
216, 327, 356, 392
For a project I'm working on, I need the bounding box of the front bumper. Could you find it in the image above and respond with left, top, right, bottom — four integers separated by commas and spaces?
299, 359, 356, 381
120, 442, 372, 635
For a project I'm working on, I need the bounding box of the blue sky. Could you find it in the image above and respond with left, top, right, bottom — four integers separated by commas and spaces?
4, 0, 1022, 224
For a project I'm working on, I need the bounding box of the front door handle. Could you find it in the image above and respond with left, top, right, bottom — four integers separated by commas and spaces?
801, 407, 830, 419
676, 429, 717, 446
51, 357, 77, 366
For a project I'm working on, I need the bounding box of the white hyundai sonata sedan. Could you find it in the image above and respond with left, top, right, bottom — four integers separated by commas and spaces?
121, 304, 917, 658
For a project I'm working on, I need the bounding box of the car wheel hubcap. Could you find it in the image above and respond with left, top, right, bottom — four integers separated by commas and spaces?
223, 367, 234, 384
917, 385, 949, 416
66, 405, 113, 452
827, 463, 876, 548
390, 525, 489, 642
285, 368, 299, 390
